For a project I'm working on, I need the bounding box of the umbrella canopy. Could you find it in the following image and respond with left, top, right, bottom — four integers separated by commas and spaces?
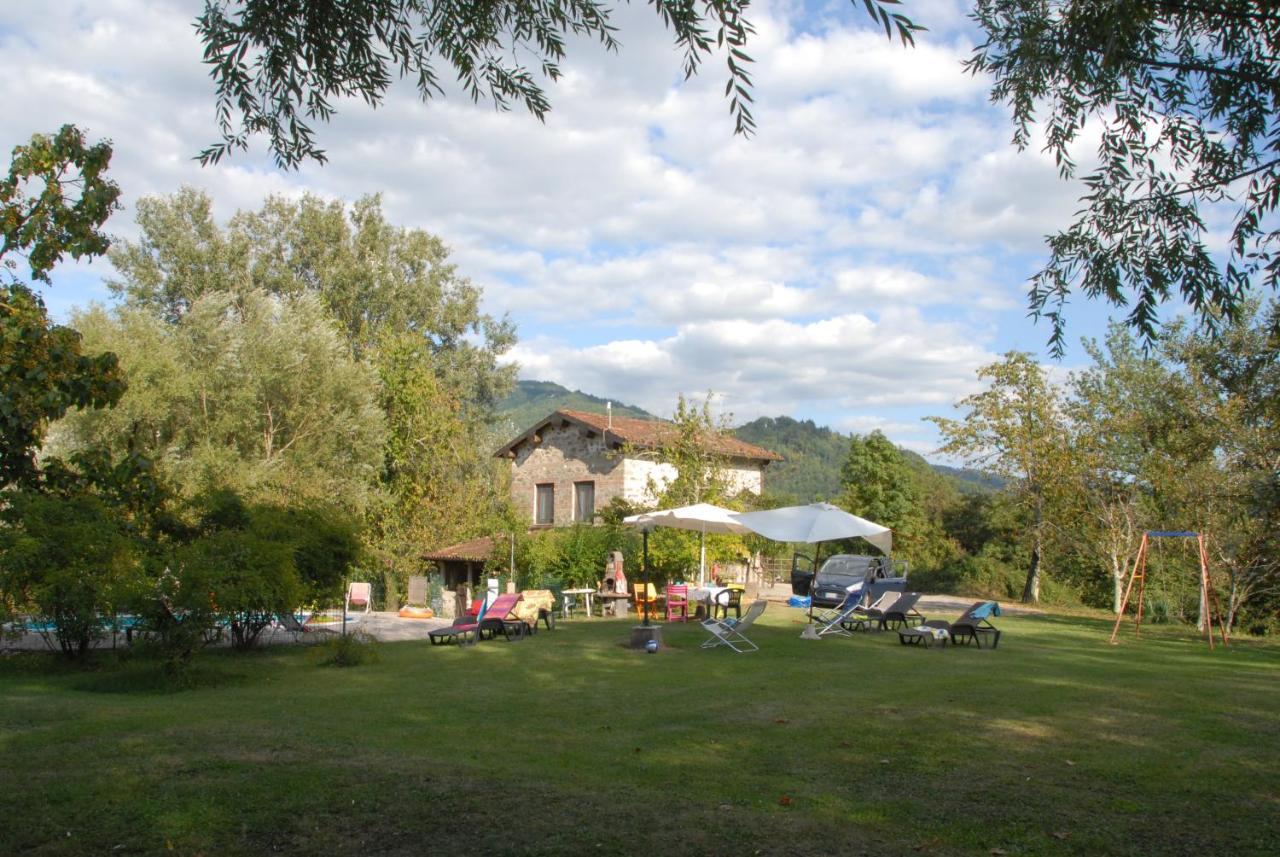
624, 503, 752, 584
731, 502, 892, 554
624, 503, 753, 535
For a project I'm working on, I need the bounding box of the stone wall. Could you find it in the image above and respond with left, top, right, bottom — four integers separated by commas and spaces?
506, 421, 771, 525
508, 421, 626, 525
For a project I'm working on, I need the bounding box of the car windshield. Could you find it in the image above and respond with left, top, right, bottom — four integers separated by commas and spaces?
817, 556, 873, 585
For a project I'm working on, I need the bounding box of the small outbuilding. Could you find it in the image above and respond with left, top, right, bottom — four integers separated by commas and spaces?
423, 536, 497, 619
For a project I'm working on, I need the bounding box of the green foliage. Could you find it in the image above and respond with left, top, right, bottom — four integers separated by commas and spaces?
929, 352, 1069, 604
52, 290, 386, 511
838, 430, 963, 572
0, 491, 139, 660
368, 329, 509, 586
312, 630, 379, 668
0, 127, 124, 490
733, 416, 848, 501
88, 189, 515, 580
192, 1, 919, 168
967, 0, 1280, 352
520, 523, 637, 590
1, 125, 120, 284
0, 285, 125, 488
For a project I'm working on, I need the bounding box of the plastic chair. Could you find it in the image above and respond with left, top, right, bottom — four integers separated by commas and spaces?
713, 587, 742, 620
634, 583, 658, 621
665, 585, 689, 622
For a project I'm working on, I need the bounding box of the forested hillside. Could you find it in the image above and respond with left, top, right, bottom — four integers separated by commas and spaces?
731, 416, 848, 501
732, 415, 1001, 501
496, 380, 654, 438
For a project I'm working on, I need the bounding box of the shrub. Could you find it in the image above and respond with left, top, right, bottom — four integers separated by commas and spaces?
175, 528, 299, 650
312, 630, 378, 667
0, 491, 139, 661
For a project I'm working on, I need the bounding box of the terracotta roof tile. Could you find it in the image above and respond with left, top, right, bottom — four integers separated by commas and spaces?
424, 536, 496, 562
496, 409, 782, 462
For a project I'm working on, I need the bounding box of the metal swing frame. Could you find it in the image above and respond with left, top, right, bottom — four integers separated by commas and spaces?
1108, 531, 1230, 649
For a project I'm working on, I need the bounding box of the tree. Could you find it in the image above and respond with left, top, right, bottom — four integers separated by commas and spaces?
1, 125, 119, 285
967, 0, 1280, 353
366, 329, 512, 597
108, 189, 515, 412
929, 352, 1070, 603
50, 291, 386, 511
0, 491, 139, 660
193, 1, 920, 168
1161, 300, 1280, 629
1062, 327, 1174, 612
1, 126, 125, 489
838, 430, 925, 536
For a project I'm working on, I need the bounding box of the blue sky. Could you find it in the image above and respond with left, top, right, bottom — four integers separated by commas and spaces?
3, 1, 1140, 458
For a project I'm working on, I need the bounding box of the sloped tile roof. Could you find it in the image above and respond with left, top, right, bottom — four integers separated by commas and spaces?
495, 409, 782, 462
424, 536, 496, 562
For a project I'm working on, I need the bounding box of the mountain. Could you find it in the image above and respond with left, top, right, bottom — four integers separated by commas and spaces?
928, 464, 1006, 494
496, 380, 656, 439
732, 416, 849, 501
734, 416, 1005, 500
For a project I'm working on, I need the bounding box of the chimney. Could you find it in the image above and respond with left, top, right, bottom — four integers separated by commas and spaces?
606, 401, 612, 430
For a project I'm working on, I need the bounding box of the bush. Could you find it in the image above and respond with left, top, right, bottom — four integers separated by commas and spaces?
311, 630, 378, 667
133, 563, 220, 676
0, 491, 139, 661
175, 528, 299, 650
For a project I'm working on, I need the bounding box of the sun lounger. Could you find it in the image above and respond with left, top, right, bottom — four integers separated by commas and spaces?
429, 593, 525, 645
837, 590, 898, 633
700, 600, 767, 653
896, 621, 952, 648
947, 601, 1003, 648
428, 598, 492, 646
877, 592, 924, 630
897, 601, 1002, 649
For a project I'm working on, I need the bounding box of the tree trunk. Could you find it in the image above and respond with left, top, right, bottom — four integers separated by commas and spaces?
1022, 502, 1043, 604
1112, 557, 1125, 614
1022, 543, 1041, 604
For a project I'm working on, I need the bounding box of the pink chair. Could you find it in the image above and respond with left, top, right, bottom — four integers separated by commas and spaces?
665, 585, 690, 622
345, 581, 372, 615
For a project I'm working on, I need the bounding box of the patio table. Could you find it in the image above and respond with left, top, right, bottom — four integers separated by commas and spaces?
562, 588, 596, 617
691, 586, 730, 618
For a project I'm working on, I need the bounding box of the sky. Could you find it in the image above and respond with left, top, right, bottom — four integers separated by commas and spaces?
2, 0, 1134, 459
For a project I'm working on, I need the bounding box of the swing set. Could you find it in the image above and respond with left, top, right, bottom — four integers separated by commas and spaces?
1109, 531, 1230, 649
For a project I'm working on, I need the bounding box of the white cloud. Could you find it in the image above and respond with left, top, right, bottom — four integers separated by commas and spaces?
4, 0, 1102, 456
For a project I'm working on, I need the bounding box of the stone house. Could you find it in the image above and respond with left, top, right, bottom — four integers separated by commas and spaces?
495, 409, 783, 527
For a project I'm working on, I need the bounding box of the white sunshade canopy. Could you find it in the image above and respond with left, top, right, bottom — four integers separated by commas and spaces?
730, 502, 892, 555
623, 503, 754, 535
623, 503, 753, 585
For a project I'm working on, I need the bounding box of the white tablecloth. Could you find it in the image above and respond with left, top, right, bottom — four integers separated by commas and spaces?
691, 586, 730, 607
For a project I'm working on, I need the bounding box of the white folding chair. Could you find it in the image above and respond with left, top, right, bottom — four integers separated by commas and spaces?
700, 600, 768, 653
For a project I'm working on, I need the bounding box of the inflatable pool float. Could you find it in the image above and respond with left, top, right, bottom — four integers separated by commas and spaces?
398, 605, 435, 619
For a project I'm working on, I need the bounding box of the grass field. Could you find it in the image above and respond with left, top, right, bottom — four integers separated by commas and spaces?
2, 608, 1278, 856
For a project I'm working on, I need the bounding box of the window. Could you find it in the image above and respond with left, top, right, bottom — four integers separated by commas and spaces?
574, 481, 595, 522
535, 483, 554, 525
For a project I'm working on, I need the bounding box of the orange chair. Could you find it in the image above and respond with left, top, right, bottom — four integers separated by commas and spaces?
633, 582, 658, 621
665, 585, 690, 622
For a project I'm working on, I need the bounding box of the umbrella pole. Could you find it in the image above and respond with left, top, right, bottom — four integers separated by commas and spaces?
642, 528, 651, 628
699, 530, 706, 586
807, 543, 824, 625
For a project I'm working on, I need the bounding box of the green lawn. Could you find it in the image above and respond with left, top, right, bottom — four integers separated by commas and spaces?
2, 608, 1278, 856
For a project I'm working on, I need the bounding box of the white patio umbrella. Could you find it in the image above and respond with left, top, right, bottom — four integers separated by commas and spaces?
731, 502, 892, 554
623, 503, 753, 585
732, 502, 892, 634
